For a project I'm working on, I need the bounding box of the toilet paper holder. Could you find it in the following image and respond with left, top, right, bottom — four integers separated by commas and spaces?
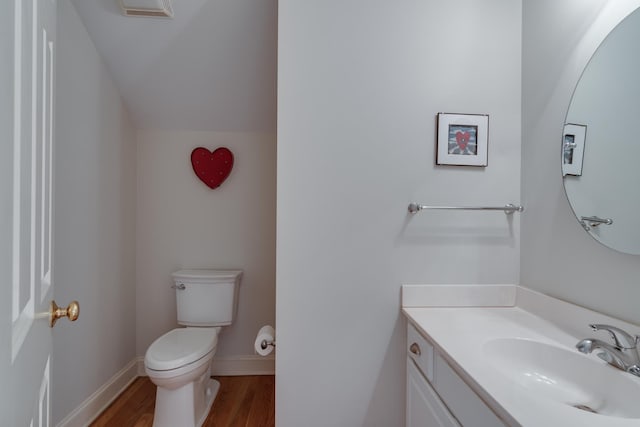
260, 339, 276, 350
255, 325, 276, 356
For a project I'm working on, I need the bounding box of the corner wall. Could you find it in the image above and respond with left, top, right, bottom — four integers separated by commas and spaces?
521, 0, 640, 325
277, 1, 522, 425
53, 0, 137, 424
135, 130, 276, 363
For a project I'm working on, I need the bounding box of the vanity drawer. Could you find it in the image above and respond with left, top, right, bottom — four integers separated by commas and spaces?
407, 323, 435, 382
433, 353, 506, 427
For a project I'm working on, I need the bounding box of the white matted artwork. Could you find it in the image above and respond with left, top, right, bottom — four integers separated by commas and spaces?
562, 123, 587, 176
436, 113, 489, 167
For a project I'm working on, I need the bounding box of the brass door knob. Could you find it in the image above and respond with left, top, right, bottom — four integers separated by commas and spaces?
50, 300, 80, 327
409, 343, 421, 356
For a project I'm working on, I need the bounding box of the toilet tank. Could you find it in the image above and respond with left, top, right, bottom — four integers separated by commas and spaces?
172, 269, 242, 327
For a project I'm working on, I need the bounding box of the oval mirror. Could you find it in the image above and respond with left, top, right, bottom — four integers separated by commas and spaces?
563, 7, 640, 255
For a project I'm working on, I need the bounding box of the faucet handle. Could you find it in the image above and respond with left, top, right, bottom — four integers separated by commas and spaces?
628, 366, 640, 377
590, 324, 639, 350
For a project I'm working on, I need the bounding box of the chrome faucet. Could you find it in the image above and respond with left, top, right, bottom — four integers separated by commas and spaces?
576, 324, 640, 377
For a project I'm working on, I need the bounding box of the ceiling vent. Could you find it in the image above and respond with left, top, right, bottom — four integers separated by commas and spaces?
119, 0, 173, 18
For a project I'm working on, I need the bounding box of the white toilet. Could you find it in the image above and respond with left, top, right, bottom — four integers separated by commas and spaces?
144, 269, 242, 427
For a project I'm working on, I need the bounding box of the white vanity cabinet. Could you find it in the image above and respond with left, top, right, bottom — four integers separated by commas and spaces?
406, 323, 506, 427
407, 359, 461, 427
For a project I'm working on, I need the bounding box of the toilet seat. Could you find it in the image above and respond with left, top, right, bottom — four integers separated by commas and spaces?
145, 327, 219, 371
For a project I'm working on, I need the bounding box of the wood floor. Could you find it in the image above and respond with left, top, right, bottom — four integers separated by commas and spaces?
90, 376, 275, 427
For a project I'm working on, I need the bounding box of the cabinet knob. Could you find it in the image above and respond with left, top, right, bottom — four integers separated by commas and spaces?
409, 342, 421, 356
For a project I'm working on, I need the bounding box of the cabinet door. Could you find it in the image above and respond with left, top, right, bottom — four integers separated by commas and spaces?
433, 354, 506, 427
407, 359, 460, 427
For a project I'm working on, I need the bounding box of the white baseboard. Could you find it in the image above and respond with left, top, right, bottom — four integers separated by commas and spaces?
136, 354, 275, 377
211, 355, 275, 376
136, 355, 146, 376
56, 358, 138, 427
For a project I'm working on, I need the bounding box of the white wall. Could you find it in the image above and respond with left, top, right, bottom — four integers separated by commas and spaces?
136, 130, 276, 360
53, 0, 137, 424
521, 0, 640, 325
277, 1, 522, 425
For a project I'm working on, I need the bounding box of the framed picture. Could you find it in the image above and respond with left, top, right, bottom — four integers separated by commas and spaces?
436, 113, 489, 167
562, 123, 586, 176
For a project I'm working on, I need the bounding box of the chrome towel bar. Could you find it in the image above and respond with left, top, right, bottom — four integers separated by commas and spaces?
580, 216, 613, 226
579, 215, 613, 231
408, 203, 524, 215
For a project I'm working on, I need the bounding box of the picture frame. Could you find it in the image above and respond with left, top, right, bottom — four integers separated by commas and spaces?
436, 113, 489, 167
562, 123, 587, 177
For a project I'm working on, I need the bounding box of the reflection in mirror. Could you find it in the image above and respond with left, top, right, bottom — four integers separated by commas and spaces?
563, 7, 640, 255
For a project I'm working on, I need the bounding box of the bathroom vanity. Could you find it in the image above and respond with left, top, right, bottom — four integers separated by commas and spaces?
402, 285, 640, 427
406, 322, 505, 426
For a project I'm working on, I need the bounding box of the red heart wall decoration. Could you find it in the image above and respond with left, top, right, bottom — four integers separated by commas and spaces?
455, 131, 470, 151
191, 147, 234, 189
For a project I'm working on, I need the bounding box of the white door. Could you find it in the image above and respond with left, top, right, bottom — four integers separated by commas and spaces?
1, 1, 75, 425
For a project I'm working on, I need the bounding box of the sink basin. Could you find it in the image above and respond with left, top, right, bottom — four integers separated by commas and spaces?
483, 338, 640, 418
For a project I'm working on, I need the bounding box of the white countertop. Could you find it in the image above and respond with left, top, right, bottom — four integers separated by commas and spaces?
402, 285, 640, 427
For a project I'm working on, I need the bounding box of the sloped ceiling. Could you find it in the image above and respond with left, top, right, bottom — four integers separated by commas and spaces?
71, 0, 277, 132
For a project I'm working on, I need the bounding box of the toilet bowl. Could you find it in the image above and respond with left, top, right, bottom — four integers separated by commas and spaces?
144, 269, 242, 427
145, 327, 221, 427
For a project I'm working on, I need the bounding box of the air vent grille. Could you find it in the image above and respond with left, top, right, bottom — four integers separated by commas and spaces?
119, 0, 173, 18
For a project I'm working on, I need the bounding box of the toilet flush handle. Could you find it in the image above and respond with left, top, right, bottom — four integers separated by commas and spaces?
171, 283, 186, 290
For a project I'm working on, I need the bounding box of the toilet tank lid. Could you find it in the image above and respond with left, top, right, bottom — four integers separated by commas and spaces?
172, 269, 243, 281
